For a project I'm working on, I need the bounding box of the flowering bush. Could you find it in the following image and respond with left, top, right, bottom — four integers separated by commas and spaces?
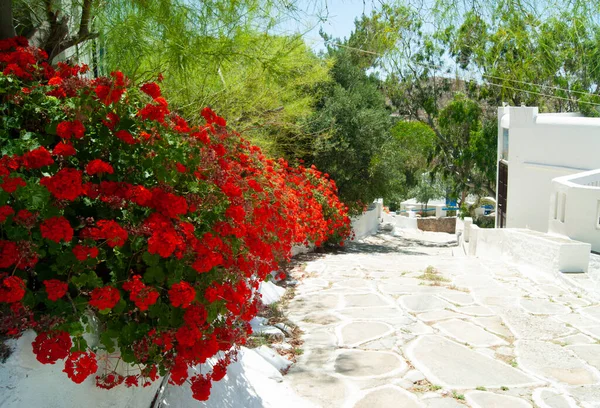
0, 37, 350, 400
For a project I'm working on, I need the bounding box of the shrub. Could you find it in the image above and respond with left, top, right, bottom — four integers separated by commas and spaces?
0, 37, 350, 400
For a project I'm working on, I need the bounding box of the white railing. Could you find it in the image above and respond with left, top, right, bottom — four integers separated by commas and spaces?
548, 169, 600, 252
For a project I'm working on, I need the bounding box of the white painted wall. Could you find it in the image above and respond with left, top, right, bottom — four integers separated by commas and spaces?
549, 170, 600, 252
351, 200, 383, 239
0, 331, 161, 408
466, 225, 591, 274
498, 107, 600, 233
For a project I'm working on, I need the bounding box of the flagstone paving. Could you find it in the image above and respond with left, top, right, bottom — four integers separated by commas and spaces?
282, 231, 600, 407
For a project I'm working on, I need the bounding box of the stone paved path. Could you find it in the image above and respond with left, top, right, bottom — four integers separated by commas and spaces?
282, 231, 600, 408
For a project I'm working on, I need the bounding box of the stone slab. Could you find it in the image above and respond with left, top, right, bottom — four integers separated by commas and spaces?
340, 322, 391, 346
286, 370, 347, 408
502, 310, 573, 340
533, 388, 577, 408
344, 293, 393, 308
399, 295, 453, 312
465, 391, 532, 408
434, 319, 507, 347
336, 307, 408, 321
555, 313, 599, 329
580, 305, 600, 321
556, 333, 595, 345
424, 398, 465, 408
567, 385, 600, 407
437, 292, 475, 306
405, 335, 539, 388
516, 340, 599, 385
354, 386, 423, 408
519, 299, 571, 315
565, 344, 600, 370
453, 305, 495, 316
334, 350, 407, 378
417, 310, 467, 322
470, 316, 513, 338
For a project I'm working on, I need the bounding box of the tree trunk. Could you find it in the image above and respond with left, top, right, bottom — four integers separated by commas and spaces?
0, 0, 16, 40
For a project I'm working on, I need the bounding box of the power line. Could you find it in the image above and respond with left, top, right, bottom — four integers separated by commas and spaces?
482, 73, 599, 98
314, 37, 600, 107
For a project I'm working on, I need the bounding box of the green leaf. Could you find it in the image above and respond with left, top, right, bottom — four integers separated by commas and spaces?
144, 265, 165, 284
112, 298, 126, 315
142, 252, 160, 266
71, 271, 103, 288
100, 331, 117, 353
71, 336, 88, 352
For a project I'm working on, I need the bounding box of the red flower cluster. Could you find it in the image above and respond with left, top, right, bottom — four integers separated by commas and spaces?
0, 205, 14, 223
56, 120, 85, 140
40, 168, 83, 201
40, 216, 73, 243
82, 220, 128, 248
72, 245, 99, 261
86, 159, 114, 176
43, 279, 68, 301
122, 275, 159, 311
168, 281, 196, 308
190, 374, 212, 401
0, 38, 351, 401
63, 351, 98, 383
0, 275, 25, 303
0, 241, 19, 268
32, 331, 72, 364
22, 146, 54, 169
89, 286, 120, 310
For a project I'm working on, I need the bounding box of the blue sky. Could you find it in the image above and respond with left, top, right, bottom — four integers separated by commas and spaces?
276, 0, 376, 52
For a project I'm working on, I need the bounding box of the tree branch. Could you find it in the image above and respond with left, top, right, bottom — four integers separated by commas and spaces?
0, 0, 16, 40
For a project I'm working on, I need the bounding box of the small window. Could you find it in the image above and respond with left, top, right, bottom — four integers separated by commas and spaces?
597, 201, 600, 229
501, 128, 509, 160
559, 193, 566, 223
554, 192, 559, 220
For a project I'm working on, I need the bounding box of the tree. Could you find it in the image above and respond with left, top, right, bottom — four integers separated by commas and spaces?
9, 0, 98, 61
437, 0, 600, 114
434, 93, 494, 202
410, 172, 445, 213
306, 8, 409, 207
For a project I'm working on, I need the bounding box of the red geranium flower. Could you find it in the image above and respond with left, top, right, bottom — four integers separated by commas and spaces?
63, 351, 98, 384
168, 281, 195, 308
40, 216, 73, 243
43, 279, 68, 301
122, 275, 159, 311
40, 168, 83, 201
22, 146, 54, 169
89, 286, 120, 310
140, 82, 161, 99
14, 209, 37, 228
0, 205, 14, 223
56, 120, 85, 140
86, 159, 114, 176
190, 374, 212, 401
0, 176, 26, 193
72, 245, 99, 261
0, 275, 25, 303
52, 141, 76, 157
115, 130, 137, 145
32, 331, 72, 364
0, 240, 20, 269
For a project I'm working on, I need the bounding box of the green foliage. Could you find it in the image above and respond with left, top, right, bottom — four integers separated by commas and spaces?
306, 10, 411, 206
409, 172, 445, 210
389, 120, 436, 188
434, 93, 494, 200
97, 1, 331, 159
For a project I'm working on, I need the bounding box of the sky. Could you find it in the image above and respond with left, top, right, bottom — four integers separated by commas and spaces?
275, 0, 377, 52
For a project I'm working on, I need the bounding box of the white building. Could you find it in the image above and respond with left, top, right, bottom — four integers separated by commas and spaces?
497, 106, 600, 251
